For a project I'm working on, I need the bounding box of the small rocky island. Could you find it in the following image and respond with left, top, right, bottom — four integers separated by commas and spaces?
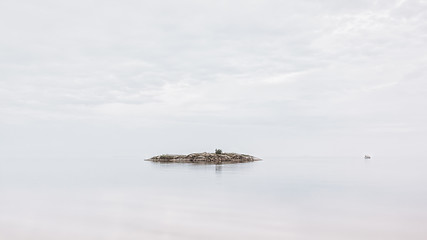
147, 150, 260, 164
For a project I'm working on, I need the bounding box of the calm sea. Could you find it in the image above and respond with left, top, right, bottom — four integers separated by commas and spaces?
1, 155, 426, 239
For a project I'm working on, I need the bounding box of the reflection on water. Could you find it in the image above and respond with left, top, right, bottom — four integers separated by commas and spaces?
215, 164, 222, 173
148, 161, 256, 174
1, 156, 427, 239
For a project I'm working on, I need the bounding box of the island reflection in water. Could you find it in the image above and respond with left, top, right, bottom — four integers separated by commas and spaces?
148, 160, 256, 174
0, 156, 426, 240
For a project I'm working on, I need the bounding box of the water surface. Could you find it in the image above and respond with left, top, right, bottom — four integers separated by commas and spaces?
1, 156, 426, 239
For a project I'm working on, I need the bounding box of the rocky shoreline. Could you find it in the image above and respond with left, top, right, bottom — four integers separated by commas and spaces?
146, 152, 260, 164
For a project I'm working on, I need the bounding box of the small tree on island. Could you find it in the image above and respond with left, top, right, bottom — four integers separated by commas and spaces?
215, 149, 223, 154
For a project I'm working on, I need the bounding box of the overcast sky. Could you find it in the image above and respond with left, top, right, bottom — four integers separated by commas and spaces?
1, 0, 426, 158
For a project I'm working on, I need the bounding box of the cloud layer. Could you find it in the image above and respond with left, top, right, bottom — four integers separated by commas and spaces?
1, 0, 426, 157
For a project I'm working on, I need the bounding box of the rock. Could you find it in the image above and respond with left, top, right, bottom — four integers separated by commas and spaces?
146, 152, 260, 164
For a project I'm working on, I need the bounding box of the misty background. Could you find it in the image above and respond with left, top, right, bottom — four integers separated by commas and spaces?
1, 0, 426, 159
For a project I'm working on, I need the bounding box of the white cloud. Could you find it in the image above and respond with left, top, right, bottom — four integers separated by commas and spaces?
1, 0, 426, 157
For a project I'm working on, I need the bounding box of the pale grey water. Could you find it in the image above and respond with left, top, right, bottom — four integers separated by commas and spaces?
1, 156, 426, 240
